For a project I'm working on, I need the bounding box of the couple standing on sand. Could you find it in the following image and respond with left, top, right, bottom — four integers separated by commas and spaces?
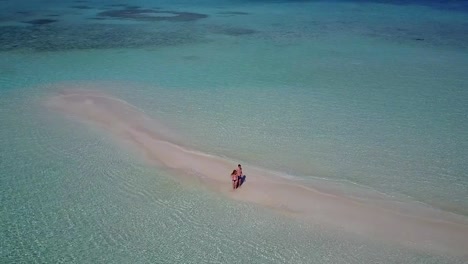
230, 164, 244, 190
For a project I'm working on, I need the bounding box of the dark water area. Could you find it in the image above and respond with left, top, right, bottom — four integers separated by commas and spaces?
245, 0, 468, 11
1, 0, 468, 52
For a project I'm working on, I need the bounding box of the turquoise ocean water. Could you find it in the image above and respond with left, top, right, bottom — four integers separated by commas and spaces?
1, 0, 468, 263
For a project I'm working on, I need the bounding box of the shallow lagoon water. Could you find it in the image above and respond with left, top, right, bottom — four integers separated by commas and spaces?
1, 0, 468, 263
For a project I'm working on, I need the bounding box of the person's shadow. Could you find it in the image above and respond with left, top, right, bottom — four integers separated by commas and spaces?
239, 175, 247, 187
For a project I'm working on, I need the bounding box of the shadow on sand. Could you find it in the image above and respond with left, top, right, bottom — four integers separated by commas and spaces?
238, 175, 247, 187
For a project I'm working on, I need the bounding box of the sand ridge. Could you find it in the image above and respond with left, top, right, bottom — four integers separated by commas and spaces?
45, 87, 468, 258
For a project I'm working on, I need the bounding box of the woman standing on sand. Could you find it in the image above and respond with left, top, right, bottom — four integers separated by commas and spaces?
231, 170, 238, 190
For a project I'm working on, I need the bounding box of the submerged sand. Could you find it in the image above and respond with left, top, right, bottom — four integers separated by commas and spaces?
44, 86, 468, 258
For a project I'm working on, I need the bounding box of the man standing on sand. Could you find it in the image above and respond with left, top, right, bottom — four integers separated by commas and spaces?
236, 164, 243, 188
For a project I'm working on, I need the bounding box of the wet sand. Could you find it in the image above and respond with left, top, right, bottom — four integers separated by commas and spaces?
44, 85, 468, 258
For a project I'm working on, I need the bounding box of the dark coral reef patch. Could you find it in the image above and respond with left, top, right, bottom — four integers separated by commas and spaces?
125, 5, 142, 10
217, 11, 249, 15
209, 25, 258, 36
220, 27, 257, 36
16, 11, 33, 15
71, 5, 93, 10
97, 8, 208, 22
23, 19, 58, 25
0, 23, 205, 51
